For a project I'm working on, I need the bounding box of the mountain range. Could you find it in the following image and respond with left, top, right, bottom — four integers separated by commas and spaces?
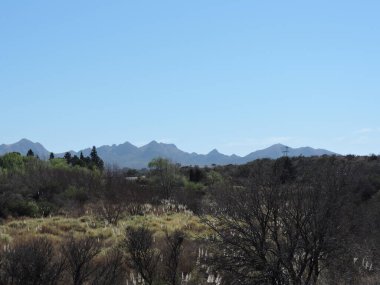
0, 139, 336, 169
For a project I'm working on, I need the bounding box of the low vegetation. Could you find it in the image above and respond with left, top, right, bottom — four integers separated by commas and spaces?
0, 149, 379, 284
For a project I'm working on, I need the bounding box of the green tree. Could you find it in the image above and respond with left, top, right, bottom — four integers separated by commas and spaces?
71, 155, 83, 167
64, 152, 72, 164
26, 149, 34, 157
206, 170, 223, 188
49, 152, 55, 160
148, 157, 180, 199
189, 166, 203, 182
90, 146, 104, 170
49, 158, 70, 168
0, 152, 24, 170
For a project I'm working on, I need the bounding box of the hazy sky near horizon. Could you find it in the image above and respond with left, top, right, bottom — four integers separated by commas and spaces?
1, 1, 379, 155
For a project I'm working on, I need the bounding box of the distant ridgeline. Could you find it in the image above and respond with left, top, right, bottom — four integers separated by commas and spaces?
0, 139, 337, 169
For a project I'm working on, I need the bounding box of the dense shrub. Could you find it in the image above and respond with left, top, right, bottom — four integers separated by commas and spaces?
6, 199, 39, 217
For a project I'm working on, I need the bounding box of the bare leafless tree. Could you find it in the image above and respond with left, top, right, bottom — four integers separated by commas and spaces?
1, 237, 65, 285
97, 200, 125, 225
163, 230, 185, 285
91, 248, 126, 285
124, 226, 160, 285
61, 236, 101, 285
96, 167, 130, 225
204, 157, 352, 285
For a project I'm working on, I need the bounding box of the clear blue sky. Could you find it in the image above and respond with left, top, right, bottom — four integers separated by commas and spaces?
1, 1, 379, 155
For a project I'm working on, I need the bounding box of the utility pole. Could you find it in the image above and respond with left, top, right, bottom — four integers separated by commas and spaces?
282, 146, 289, 157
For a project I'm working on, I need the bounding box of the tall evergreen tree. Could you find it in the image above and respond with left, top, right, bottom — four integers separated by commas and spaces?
90, 146, 104, 170
71, 155, 81, 167
49, 152, 55, 160
26, 149, 34, 157
64, 152, 72, 164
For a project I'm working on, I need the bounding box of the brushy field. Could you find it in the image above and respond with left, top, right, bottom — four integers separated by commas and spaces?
0, 211, 210, 250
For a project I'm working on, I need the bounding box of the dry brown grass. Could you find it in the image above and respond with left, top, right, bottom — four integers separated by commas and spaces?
0, 211, 210, 250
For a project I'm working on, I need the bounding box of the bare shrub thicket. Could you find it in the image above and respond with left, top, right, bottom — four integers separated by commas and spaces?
0, 237, 65, 285
205, 157, 355, 285
94, 168, 130, 225
61, 236, 101, 285
123, 226, 160, 285
163, 230, 185, 285
91, 248, 126, 285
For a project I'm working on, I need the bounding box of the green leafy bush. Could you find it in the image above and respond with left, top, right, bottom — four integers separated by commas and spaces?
7, 199, 39, 217
64, 186, 89, 204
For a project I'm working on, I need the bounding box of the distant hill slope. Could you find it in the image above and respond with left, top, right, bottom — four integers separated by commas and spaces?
1, 139, 336, 168
0, 139, 50, 158
240, 144, 336, 163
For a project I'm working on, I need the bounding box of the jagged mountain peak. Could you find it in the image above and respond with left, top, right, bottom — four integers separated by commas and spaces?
208, 148, 220, 155
0, 139, 337, 168
146, 140, 159, 145
18, 138, 33, 144
0, 138, 50, 158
